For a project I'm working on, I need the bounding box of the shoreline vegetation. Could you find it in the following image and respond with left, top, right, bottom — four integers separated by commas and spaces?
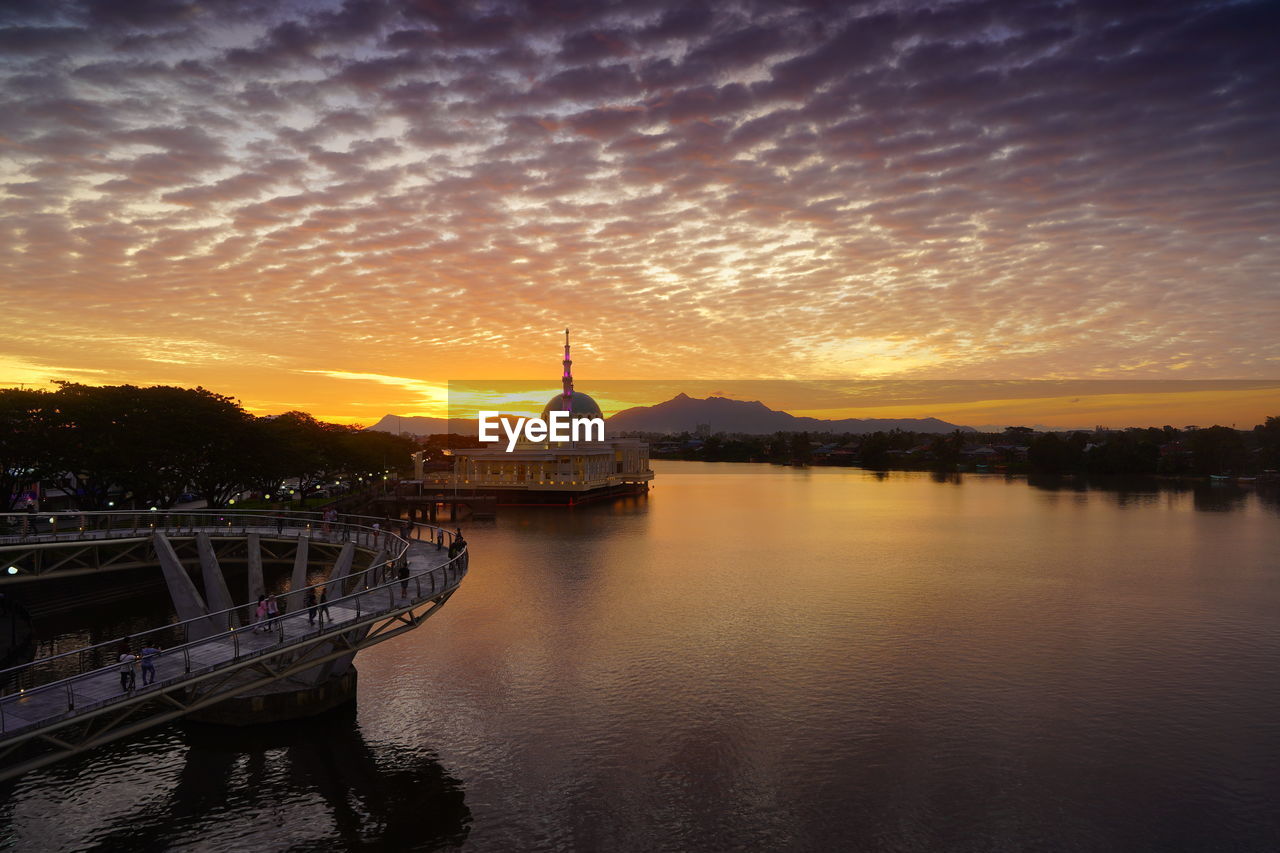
634, 418, 1280, 479
1, 383, 418, 512
4, 383, 1277, 515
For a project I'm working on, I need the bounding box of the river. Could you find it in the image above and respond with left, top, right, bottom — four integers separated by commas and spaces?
4, 461, 1280, 851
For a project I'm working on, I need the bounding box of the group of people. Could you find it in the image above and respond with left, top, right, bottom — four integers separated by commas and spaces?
252, 588, 337, 629
304, 585, 330, 625
117, 640, 161, 692
252, 594, 281, 632
448, 529, 467, 560
321, 507, 339, 533
110, 523, 468, 696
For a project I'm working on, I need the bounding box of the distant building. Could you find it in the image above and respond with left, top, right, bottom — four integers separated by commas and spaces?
436, 331, 653, 505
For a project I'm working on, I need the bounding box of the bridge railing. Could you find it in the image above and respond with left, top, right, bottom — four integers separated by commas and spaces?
0, 525, 467, 735
0, 514, 467, 712
0, 508, 458, 548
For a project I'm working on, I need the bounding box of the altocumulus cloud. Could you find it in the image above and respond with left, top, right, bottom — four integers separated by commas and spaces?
1, 0, 1278, 393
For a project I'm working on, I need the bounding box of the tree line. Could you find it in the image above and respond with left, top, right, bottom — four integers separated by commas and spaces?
0, 383, 416, 511
1024, 421, 1280, 476
644, 418, 1280, 477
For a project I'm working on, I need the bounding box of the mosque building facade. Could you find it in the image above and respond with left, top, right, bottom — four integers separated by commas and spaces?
438, 331, 653, 505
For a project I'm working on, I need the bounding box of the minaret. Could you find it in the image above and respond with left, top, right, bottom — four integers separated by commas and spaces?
561, 328, 574, 413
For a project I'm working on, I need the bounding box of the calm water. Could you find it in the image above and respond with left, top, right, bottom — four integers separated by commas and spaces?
4, 462, 1280, 851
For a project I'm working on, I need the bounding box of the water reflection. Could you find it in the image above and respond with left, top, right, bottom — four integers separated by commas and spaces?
185, 709, 468, 851
1193, 483, 1251, 513
7, 462, 1280, 851
1255, 486, 1280, 512
2, 709, 470, 851
1022, 473, 1280, 514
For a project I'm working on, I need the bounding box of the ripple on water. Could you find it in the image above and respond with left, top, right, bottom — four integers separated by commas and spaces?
5, 465, 1280, 850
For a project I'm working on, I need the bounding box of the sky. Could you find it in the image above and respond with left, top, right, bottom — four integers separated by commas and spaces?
441, 380, 1280, 431
2, 0, 1278, 427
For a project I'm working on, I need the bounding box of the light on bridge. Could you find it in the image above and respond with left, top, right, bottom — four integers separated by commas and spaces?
6, 567, 17, 575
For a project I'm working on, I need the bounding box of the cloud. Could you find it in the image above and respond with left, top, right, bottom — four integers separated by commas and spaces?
0, 0, 1275, 427
0, 355, 112, 387
301, 370, 449, 414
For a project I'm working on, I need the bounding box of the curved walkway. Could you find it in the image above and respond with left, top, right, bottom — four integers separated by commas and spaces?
0, 514, 468, 781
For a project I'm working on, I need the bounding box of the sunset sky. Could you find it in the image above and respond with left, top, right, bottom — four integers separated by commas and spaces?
2, 0, 1277, 427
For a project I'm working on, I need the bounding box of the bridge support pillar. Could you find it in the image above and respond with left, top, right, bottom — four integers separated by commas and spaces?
196, 533, 238, 628
288, 536, 309, 615
153, 533, 218, 641
326, 542, 356, 597
247, 532, 265, 607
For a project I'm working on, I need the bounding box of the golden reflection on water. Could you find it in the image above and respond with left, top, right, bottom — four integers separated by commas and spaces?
6, 462, 1279, 850
351, 462, 1280, 850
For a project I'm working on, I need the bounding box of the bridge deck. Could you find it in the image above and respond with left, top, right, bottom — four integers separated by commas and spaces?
0, 536, 457, 738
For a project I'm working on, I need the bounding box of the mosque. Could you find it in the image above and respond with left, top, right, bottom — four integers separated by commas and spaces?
438, 331, 653, 505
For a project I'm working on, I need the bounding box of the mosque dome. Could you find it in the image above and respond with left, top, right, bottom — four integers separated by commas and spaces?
540, 392, 603, 421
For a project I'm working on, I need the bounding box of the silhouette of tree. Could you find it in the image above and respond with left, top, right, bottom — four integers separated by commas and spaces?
0, 388, 58, 511
1189, 425, 1249, 475
1254, 416, 1280, 471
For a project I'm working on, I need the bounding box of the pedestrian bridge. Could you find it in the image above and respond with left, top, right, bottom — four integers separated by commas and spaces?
0, 511, 468, 782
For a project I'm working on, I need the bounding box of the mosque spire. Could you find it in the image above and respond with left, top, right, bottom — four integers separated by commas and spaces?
562, 328, 573, 412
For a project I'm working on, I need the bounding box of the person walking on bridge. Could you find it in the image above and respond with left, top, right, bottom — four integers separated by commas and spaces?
140, 644, 161, 686
305, 587, 318, 626
317, 587, 330, 624
253, 595, 270, 633
118, 651, 137, 692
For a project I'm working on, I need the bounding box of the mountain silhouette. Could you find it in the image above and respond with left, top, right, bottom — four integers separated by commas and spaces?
367, 394, 972, 437
606, 393, 971, 435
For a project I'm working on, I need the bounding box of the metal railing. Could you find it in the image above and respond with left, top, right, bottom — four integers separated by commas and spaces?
0, 512, 468, 734
0, 508, 454, 547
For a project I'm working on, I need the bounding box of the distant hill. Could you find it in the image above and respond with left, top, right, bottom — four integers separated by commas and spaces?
606, 393, 972, 435
364, 414, 477, 436
367, 395, 973, 438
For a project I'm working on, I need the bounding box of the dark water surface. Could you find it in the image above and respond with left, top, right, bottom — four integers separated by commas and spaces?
4, 462, 1280, 851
